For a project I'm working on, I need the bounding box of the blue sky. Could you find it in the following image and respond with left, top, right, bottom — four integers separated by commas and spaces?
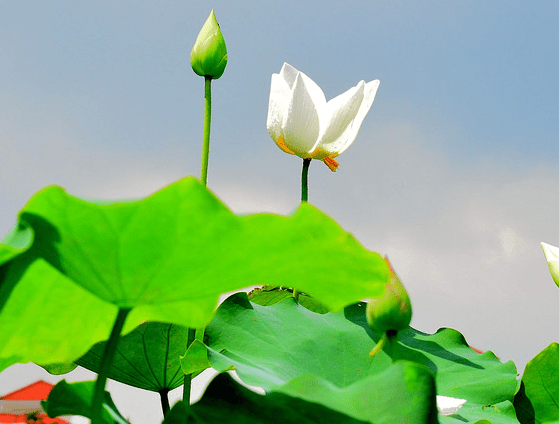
1, 1, 559, 422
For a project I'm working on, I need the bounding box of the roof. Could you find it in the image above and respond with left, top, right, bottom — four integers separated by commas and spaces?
0, 381, 71, 424
0, 413, 69, 424
0, 381, 54, 401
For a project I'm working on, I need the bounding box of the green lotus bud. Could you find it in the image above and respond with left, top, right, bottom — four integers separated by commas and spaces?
190, 10, 228, 79
366, 257, 412, 356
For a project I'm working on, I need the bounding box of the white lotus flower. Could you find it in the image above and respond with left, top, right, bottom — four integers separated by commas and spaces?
266, 63, 380, 171
542, 242, 559, 288
436, 395, 467, 416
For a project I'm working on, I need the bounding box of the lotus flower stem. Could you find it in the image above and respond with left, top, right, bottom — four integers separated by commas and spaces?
292, 158, 312, 301
301, 158, 311, 202
91, 308, 130, 424
200, 76, 213, 186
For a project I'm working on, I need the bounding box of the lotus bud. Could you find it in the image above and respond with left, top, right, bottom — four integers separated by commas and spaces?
366, 256, 412, 356
190, 10, 228, 79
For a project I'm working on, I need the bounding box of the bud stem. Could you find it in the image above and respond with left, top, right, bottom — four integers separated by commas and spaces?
200, 76, 213, 186
185, 75, 213, 406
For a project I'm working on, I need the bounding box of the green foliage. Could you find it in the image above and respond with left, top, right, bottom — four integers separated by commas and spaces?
0, 177, 389, 371
0, 171, 527, 424
202, 293, 519, 423
76, 322, 188, 392
277, 361, 439, 423
0, 256, 115, 372
38, 362, 78, 375
181, 339, 212, 376
164, 373, 372, 424
514, 343, 559, 424
0, 8, 540, 423
42, 380, 128, 424
0, 223, 33, 264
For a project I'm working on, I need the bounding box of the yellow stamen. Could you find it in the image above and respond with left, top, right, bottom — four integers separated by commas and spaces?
276, 135, 295, 155
323, 156, 340, 172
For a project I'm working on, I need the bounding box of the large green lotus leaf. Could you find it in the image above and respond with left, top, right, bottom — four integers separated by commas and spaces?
456, 401, 521, 424
164, 368, 437, 424
514, 343, 559, 424
0, 256, 116, 370
202, 293, 519, 424
16, 177, 388, 311
0, 177, 389, 371
0, 223, 34, 310
277, 361, 438, 423
76, 322, 188, 392
163, 375, 367, 424
42, 380, 128, 424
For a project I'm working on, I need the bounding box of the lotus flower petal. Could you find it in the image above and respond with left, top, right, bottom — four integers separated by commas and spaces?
315, 81, 365, 159
281, 74, 321, 156
267, 73, 292, 145
321, 79, 380, 157
542, 242, 559, 288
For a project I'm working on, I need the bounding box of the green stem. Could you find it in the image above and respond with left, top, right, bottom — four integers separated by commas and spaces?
159, 389, 170, 417
184, 75, 213, 406
200, 76, 213, 186
182, 327, 197, 403
301, 158, 311, 202
91, 308, 130, 424
293, 158, 312, 302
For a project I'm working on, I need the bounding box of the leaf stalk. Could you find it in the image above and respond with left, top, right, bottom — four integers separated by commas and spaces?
91, 308, 130, 424
182, 327, 197, 403
159, 388, 170, 417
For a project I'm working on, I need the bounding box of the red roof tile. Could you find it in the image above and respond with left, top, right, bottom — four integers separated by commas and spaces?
0, 381, 54, 401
